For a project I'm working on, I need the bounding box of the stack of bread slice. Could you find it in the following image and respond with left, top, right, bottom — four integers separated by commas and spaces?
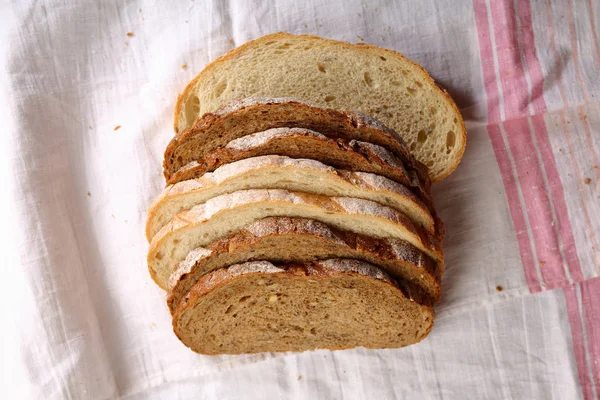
146, 33, 465, 355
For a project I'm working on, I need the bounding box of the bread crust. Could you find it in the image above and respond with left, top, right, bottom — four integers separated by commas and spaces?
166, 216, 442, 314
147, 154, 439, 241
166, 98, 431, 188
147, 189, 444, 290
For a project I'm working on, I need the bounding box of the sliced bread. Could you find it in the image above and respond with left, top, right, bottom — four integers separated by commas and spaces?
167, 127, 423, 197
173, 33, 466, 181
148, 189, 443, 290
148, 154, 438, 241
167, 216, 441, 313
172, 259, 434, 354
164, 98, 430, 187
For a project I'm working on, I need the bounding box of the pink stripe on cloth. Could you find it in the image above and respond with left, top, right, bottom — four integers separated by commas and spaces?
516, 0, 584, 284
564, 283, 597, 400
504, 117, 567, 289
487, 124, 541, 292
516, 0, 547, 114
489, 0, 530, 119
531, 114, 584, 283
473, 0, 540, 291
581, 278, 600, 393
473, 0, 501, 122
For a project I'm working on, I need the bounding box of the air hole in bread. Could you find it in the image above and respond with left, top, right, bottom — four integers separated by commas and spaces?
324, 95, 336, 102
430, 107, 437, 115
363, 72, 374, 87
446, 130, 456, 153
225, 305, 233, 314
154, 252, 163, 260
310, 327, 317, 335
453, 117, 458, 123
192, 96, 200, 105
278, 42, 292, 49
214, 79, 228, 98
410, 142, 417, 151
414, 81, 423, 88
426, 160, 434, 167
407, 87, 416, 95
401, 70, 409, 76
317, 63, 327, 73
379, 56, 387, 61
192, 105, 200, 113
239, 296, 251, 302
264, 41, 275, 46
417, 129, 427, 143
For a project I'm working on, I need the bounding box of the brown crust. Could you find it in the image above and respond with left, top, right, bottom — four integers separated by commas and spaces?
172, 259, 435, 326
166, 216, 442, 314
166, 99, 431, 189
147, 189, 444, 290
166, 129, 435, 209
146, 154, 440, 241
172, 32, 466, 182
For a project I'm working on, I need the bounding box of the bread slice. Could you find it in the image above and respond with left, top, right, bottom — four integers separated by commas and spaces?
167, 128, 424, 198
173, 33, 466, 181
172, 259, 434, 354
148, 154, 438, 241
164, 98, 430, 188
167, 217, 442, 313
148, 189, 443, 290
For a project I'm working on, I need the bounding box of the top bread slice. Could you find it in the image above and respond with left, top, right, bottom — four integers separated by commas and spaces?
164, 98, 430, 188
173, 33, 466, 181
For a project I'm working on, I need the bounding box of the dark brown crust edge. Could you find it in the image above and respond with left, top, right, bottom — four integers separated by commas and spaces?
166, 217, 442, 314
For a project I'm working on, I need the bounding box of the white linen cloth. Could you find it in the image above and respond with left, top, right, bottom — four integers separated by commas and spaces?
1, 0, 598, 398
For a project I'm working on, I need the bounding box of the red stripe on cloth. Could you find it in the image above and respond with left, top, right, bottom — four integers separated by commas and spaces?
504, 117, 567, 289
531, 114, 585, 283
516, 0, 547, 114
489, 0, 530, 119
518, 0, 584, 282
473, 0, 501, 122
487, 124, 541, 292
564, 284, 596, 400
473, 0, 541, 291
581, 278, 600, 393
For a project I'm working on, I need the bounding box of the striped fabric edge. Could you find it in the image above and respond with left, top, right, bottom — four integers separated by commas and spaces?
472, 0, 584, 293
